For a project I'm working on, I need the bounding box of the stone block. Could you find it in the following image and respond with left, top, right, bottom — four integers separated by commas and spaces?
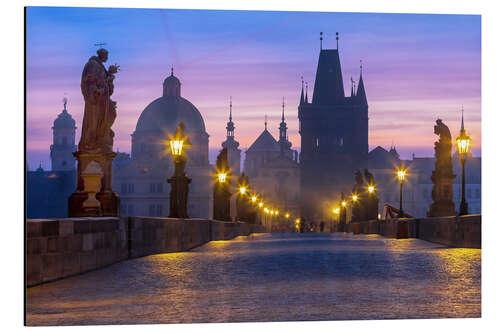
79, 251, 97, 272
73, 219, 91, 234
70, 234, 83, 252
26, 254, 42, 286
27, 238, 47, 255
62, 253, 80, 277
47, 237, 59, 253
42, 253, 63, 282
58, 220, 74, 236
27, 221, 42, 238
41, 220, 59, 237
82, 233, 93, 251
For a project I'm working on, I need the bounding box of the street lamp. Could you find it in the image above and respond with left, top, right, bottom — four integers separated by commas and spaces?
167, 123, 191, 218
367, 185, 375, 194
258, 202, 263, 208
352, 194, 359, 202
239, 186, 247, 195
217, 172, 227, 183
396, 168, 407, 218
341, 201, 347, 207
251, 195, 257, 203
456, 113, 471, 215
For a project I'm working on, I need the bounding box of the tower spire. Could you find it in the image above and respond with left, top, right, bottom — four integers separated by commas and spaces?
336, 32, 339, 50
265, 115, 267, 130
282, 97, 285, 121
300, 76, 305, 105
171, 65, 174, 76
62, 97, 68, 111
305, 82, 309, 103
229, 96, 233, 122
320, 32, 323, 50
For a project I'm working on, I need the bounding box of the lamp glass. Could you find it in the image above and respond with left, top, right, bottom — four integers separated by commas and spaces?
217, 173, 227, 183
170, 139, 184, 156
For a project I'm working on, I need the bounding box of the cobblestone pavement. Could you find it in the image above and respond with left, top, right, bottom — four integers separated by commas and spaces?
26, 233, 481, 325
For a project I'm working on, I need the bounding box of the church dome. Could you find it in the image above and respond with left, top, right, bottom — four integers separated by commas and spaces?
53, 107, 76, 129
135, 72, 206, 134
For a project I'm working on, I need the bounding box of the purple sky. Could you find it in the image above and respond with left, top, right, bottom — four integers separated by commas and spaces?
26, 7, 481, 169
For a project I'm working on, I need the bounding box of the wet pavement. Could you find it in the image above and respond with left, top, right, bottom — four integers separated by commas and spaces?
26, 233, 481, 325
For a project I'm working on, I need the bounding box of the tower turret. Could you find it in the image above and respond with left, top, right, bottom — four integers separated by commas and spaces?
50, 98, 77, 171
221, 96, 241, 176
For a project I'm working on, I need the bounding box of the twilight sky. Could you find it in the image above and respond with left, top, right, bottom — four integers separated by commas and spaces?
26, 6, 481, 169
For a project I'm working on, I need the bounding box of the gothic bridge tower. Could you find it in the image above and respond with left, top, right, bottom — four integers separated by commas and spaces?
298, 33, 368, 221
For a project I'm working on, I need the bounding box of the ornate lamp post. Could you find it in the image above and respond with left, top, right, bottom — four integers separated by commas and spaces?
456, 114, 471, 215
213, 148, 231, 221
396, 168, 407, 218
167, 123, 191, 218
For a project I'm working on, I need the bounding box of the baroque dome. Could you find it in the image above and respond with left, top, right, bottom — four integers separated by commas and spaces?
135, 72, 206, 134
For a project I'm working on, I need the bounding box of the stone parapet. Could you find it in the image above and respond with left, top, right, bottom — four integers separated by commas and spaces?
346, 215, 480, 248
26, 217, 265, 287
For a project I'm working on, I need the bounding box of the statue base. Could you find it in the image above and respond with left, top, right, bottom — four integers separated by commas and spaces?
427, 172, 456, 217
68, 151, 120, 217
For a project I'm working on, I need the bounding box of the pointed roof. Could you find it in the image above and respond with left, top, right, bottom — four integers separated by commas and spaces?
247, 129, 280, 153
356, 62, 367, 105
312, 49, 345, 105
299, 77, 305, 105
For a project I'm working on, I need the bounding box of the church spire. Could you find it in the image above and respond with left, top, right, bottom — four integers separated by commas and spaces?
264, 115, 268, 131
279, 97, 289, 156
226, 96, 235, 139
281, 97, 285, 122
336, 32, 339, 50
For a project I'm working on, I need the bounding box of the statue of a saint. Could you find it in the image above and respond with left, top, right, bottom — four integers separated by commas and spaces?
79, 48, 119, 153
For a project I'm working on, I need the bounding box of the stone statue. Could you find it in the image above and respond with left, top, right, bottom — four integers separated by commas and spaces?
364, 168, 374, 186
428, 119, 456, 217
79, 48, 119, 153
69, 49, 120, 217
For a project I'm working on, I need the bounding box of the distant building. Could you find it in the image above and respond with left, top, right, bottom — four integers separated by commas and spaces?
113, 69, 212, 218
367, 146, 481, 218
299, 42, 368, 221
221, 97, 241, 176
26, 100, 76, 218
243, 103, 300, 219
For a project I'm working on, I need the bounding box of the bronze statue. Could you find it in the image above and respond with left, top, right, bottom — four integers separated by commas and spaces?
428, 119, 456, 217
79, 48, 119, 153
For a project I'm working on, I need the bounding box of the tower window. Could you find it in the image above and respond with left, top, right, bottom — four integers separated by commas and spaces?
315, 137, 319, 148
340, 137, 344, 147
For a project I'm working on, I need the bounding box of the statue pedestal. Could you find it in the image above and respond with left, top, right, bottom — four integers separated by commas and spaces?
68, 151, 120, 217
427, 171, 456, 217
